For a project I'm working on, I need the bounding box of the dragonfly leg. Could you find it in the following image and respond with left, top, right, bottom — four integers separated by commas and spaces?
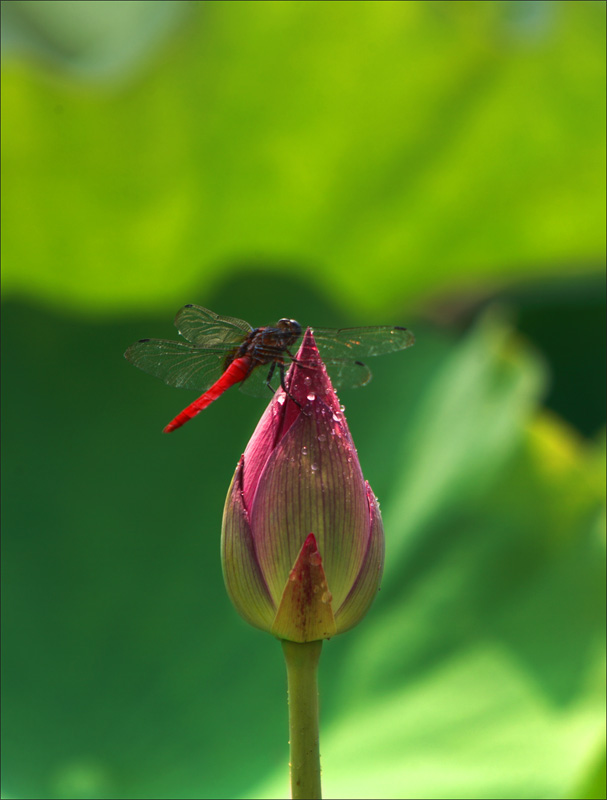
278, 362, 302, 408
265, 361, 277, 394
286, 349, 318, 372
286, 348, 305, 366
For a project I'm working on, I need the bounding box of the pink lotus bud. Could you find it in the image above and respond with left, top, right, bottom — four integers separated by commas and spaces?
221, 330, 385, 642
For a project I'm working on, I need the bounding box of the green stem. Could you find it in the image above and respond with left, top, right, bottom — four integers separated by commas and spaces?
281, 639, 323, 800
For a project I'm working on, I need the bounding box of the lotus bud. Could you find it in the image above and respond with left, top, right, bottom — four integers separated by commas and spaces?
221, 330, 384, 642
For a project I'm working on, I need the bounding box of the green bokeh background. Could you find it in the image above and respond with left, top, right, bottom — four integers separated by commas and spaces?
1, 2, 605, 799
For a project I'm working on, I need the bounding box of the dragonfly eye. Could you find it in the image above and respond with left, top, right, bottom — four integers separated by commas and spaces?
277, 319, 302, 336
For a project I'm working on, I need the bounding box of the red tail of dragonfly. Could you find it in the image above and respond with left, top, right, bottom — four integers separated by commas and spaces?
124, 304, 415, 432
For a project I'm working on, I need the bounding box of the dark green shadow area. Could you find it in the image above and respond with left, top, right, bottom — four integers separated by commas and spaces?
473, 274, 606, 438
0, 298, 276, 799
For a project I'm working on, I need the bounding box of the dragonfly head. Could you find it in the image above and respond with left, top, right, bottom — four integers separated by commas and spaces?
276, 318, 302, 343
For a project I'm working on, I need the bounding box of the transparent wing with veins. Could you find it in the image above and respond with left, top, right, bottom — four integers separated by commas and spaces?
124, 339, 237, 391
312, 325, 415, 388
174, 304, 252, 345
124, 305, 252, 392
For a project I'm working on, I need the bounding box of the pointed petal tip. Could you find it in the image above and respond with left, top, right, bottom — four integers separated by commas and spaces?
285, 328, 340, 411
301, 327, 318, 348
271, 533, 337, 642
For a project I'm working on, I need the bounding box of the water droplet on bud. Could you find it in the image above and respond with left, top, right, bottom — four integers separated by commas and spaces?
321, 590, 332, 604
307, 392, 316, 401
301, 446, 308, 456
311, 463, 318, 472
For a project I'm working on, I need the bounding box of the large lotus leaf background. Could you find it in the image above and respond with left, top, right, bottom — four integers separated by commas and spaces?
1, 2, 605, 800
1, 0, 605, 314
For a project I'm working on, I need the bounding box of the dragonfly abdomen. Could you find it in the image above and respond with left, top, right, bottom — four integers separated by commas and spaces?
163, 356, 253, 433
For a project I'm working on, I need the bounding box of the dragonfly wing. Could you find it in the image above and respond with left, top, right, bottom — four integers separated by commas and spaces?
174, 304, 252, 346
312, 325, 415, 358
323, 358, 372, 389
311, 325, 414, 389
124, 339, 233, 390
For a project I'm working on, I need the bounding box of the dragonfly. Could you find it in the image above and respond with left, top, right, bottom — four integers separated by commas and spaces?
124, 304, 415, 433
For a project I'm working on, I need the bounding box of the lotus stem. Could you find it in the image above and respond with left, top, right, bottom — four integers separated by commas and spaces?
281, 639, 323, 800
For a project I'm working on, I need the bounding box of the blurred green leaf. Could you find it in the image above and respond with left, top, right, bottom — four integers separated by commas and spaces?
1, 1, 605, 317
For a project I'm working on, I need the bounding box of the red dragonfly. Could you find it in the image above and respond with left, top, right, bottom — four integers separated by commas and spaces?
124, 304, 415, 433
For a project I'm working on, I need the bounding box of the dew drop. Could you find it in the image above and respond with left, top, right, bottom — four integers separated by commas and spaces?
317, 433, 326, 442
303, 376, 311, 386
301, 446, 308, 456
277, 395, 286, 405
307, 392, 316, 402
321, 590, 332, 604
311, 462, 319, 472
309, 552, 322, 566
